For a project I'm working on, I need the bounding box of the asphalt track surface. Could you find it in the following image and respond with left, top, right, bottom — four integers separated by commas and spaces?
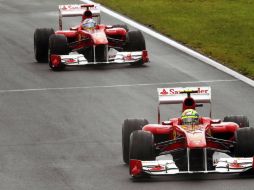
0, 0, 253, 189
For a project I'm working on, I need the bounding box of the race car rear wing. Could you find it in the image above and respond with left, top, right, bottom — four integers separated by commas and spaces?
157, 87, 212, 123
157, 87, 211, 104
58, 4, 101, 30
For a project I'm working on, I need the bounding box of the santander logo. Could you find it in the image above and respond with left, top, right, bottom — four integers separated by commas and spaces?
160, 87, 209, 95
160, 89, 168, 95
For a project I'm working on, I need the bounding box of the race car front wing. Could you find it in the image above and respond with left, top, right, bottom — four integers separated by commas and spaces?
50, 50, 148, 67
130, 157, 254, 177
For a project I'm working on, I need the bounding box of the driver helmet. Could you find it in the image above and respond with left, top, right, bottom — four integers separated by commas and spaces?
181, 109, 199, 125
82, 18, 96, 30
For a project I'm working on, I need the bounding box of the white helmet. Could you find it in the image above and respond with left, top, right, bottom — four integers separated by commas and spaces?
82, 18, 96, 30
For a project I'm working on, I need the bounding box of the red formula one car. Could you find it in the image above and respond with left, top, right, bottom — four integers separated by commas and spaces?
122, 87, 254, 178
34, 4, 148, 71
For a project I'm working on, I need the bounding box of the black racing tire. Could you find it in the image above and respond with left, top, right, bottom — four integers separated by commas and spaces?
49, 34, 69, 71
223, 115, 249, 128
122, 119, 149, 164
129, 130, 155, 161
125, 30, 146, 51
235, 128, 254, 157
112, 24, 129, 32
34, 28, 54, 63
125, 30, 146, 65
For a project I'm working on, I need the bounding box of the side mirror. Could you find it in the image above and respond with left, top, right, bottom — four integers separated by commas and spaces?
162, 121, 173, 125
211, 119, 221, 124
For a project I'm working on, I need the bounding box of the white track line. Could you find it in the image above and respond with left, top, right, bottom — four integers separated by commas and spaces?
81, 0, 254, 87
0, 79, 237, 93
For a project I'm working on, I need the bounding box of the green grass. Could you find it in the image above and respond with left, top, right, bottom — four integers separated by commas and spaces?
95, 0, 254, 79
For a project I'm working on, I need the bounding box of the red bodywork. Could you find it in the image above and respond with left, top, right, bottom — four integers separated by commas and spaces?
55, 24, 127, 51
143, 117, 238, 152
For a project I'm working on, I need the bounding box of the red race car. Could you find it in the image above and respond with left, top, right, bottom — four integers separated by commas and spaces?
34, 4, 148, 71
122, 87, 254, 178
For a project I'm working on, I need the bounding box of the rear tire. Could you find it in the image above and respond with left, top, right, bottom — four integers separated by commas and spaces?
122, 119, 149, 164
125, 31, 146, 65
129, 130, 155, 161
235, 128, 254, 157
223, 115, 249, 128
49, 34, 69, 71
34, 28, 54, 63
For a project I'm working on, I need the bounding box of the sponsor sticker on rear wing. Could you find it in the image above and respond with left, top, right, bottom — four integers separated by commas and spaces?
59, 4, 100, 17
157, 87, 211, 104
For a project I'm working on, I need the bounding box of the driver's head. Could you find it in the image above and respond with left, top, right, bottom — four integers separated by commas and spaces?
82, 18, 96, 30
181, 109, 199, 125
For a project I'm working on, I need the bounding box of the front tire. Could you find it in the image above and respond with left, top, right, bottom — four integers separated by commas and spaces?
235, 128, 254, 157
122, 119, 148, 164
49, 34, 69, 71
125, 31, 146, 51
125, 31, 146, 65
129, 130, 155, 161
34, 28, 54, 63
